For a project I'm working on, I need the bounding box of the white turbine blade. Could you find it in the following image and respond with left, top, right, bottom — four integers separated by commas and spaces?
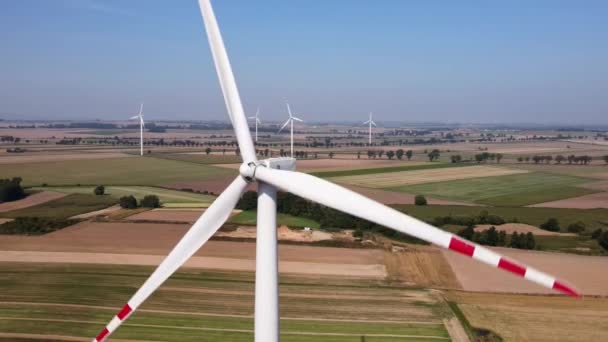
139, 103, 144, 116
254, 168, 580, 298
291, 116, 303, 122
198, 0, 256, 163
371, 120, 377, 127
278, 118, 290, 133
92, 176, 249, 342
362, 120, 370, 125
256, 107, 260, 116
129, 116, 139, 120
256, 118, 261, 124
248, 116, 257, 119
286, 102, 293, 117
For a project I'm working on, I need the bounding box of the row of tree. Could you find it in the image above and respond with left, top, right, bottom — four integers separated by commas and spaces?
458, 226, 536, 250
517, 154, 594, 165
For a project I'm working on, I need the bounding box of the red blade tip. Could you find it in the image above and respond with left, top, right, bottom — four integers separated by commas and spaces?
553, 281, 580, 298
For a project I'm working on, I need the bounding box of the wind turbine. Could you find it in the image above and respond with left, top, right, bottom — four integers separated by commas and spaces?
248, 107, 261, 142
278, 101, 303, 157
363, 111, 376, 145
93, 1, 579, 342
129, 103, 144, 156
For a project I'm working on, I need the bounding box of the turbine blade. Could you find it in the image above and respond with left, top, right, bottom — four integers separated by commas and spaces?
256, 118, 261, 124
371, 120, 377, 127
286, 102, 293, 117
291, 116, 303, 122
129, 116, 139, 120
198, 0, 256, 162
278, 118, 290, 133
92, 176, 249, 342
139, 103, 144, 116
362, 120, 370, 125
253, 168, 580, 298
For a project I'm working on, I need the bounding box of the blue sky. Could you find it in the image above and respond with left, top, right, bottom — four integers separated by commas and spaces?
1, 0, 607, 124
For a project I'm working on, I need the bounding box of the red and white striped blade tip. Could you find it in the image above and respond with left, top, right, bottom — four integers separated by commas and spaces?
93, 304, 133, 341
448, 236, 580, 298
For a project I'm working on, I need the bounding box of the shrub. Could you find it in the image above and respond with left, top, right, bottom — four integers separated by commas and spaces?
414, 195, 427, 206
591, 228, 603, 239
0, 177, 25, 203
94, 185, 105, 196
457, 226, 475, 240
353, 229, 364, 238
236, 191, 257, 210
0, 217, 77, 235
566, 221, 585, 234
119, 195, 138, 209
540, 218, 560, 232
141, 195, 160, 208
598, 231, 608, 251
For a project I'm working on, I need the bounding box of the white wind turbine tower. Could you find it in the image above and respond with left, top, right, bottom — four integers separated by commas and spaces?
129, 103, 144, 156
278, 101, 303, 157
93, 1, 579, 341
248, 107, 261, 142
363, 111, 376, 145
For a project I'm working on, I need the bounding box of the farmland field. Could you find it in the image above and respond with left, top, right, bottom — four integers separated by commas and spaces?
229, 210, 321, 228
396, 172, 596, 206
448, 291, 608, 342
33, 186, 216, 204
0, 263, 451, 342
396, 204, 608, 232
0, 194, 115, 219
0, 157, 227, 187
329, 165, 527, 188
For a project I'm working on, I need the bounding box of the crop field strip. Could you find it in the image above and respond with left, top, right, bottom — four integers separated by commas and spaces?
0, 157, 228, 187
447, 291, 608, 342
0, 263, 451, 342
0, 193, 115, 219
32, 186, 216, 204
395, 172, 598, 206
329, 165, 528, 189
311, 162, 470, 178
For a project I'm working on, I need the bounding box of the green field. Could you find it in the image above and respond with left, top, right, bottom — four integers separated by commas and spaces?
33, 186, 216, 204
396, 172, 596, 206
0, 263, 451, 341
396, 204, 608, 232
0, 157, 228, 187
311, 162, 468, 178
230, 210, 320, 228
0, 194, 115, 219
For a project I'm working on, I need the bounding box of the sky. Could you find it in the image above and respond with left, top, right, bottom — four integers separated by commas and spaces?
1, 0, 607, 124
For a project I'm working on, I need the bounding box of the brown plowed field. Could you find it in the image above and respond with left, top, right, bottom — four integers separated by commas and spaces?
0, 191, 66, 213
528, 191, 608, 209
0, 221, 386, 278
443, 247, 608, 296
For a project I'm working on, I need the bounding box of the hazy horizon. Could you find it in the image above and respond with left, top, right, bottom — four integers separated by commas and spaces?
1, 0, 607, 124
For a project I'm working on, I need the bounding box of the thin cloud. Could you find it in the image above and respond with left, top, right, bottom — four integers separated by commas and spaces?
65, 0, 138, 17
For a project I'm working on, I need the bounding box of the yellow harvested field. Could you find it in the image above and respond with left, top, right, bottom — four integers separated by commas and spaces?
475, 223, 575, 237
383, 246, 462, 288
330, 165, 528, 188
449, 291, 608, 342
443, 247, 608, 296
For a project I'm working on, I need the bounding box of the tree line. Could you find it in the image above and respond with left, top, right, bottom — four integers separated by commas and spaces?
0, 177, 25, 203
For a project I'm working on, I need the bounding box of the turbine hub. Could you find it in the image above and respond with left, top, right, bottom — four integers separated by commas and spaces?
239, 162, 257, 182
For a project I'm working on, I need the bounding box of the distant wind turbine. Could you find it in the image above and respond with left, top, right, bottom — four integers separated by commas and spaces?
363, 112, 376, 145
278, 102, 303, 157
248, 107, 261, 142
129, 103, 144, 156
